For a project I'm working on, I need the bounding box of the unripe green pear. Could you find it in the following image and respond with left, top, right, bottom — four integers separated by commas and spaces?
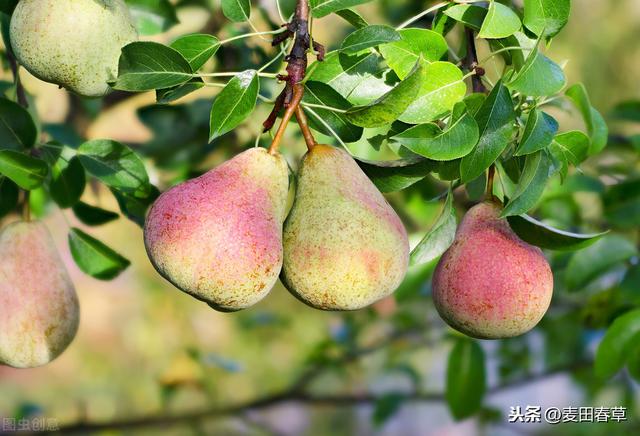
282, 145, 410, 311
144, 148, 290, 312
0, 221, 80, 368
10, 0, 138, 97
432, 202, 553, 339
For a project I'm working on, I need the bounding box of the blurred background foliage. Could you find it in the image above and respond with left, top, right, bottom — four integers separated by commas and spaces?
1, 0, 639, 434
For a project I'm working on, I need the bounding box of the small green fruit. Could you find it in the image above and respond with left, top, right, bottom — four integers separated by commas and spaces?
144, 148, 290, 312
0, 221, 80, 368
282, 145, 410, 311
10, 0, 138, 97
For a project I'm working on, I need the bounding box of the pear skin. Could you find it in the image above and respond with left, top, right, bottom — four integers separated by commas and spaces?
0, 221, 80, 368
144, 148, 289, 312
282, 145, 409, 310
432, 202, 553, 339
10, 0, 138, 97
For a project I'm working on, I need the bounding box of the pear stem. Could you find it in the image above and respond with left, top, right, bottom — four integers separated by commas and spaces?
268, 84, 304, 154
22, 191, 31, 222
295, 104, 317, 151
486, 164, 496, 202
265, 0, 322, 154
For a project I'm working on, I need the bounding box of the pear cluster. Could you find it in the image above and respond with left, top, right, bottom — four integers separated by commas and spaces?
144, 146, 410, 312
10, 0, 138, 97
432, 202, 554, 339
0, 221, 80, 368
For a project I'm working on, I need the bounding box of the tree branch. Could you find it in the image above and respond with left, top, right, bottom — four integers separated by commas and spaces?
50, 358, 592, 434
265, 0, 321, 153
464, 27, 487, 94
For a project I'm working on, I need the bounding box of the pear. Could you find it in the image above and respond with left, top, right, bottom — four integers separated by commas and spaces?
144, 148, 290, 312
282, 145, 409, 311
10, 0, 138, 97
432, 202, 553, 339
0, 221, 80, 368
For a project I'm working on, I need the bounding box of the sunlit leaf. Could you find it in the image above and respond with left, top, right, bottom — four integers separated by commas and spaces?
69, 228, 130, 280
411, 190, 457, 265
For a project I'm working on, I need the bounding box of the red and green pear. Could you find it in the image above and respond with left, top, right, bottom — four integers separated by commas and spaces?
282, 145, 410, 311
0, 221, 80, 368
432, 202, 553, 339
144, 148, 289, 312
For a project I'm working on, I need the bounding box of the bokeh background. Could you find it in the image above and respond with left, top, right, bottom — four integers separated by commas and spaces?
1, 0, 639, 434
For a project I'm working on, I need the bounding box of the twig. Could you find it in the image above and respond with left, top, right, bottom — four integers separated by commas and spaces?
464, 27, 487, 94
265, 0, 323, 153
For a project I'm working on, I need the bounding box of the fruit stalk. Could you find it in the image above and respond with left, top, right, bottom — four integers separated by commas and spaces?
266, 0, 321, 153
486, 164, 496, 201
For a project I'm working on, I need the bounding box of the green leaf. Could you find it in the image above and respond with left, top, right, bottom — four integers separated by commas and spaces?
628, 343, 640, 383
373, 393, 405, 427
501, 151, 553, 217
156, 79, 204, 104
478, 2, 521, 39
508, 51, 566, 97
603, 179, 640, 230
308, 51, 390, 106
548, 131, 590, 179
112, 186, 159, 227
444, 4, 487, 30
221, 0, 251, 22
0, 150, 48, 190
346, 59, 426, 128
72, 202, 119, 226
565, 84, 608, 154
340, 25, 400, 54
565, 235, 637, 291
335, 8, 369, 29
303, 82, 362, 143
77, 139, 150, 193
446, 338, 486, 420
49, 156, 86, 209
68, 228, 130, 280
507, 214, 607, 251
209, 70, 259, 141
460, 82, 515, 182
0, 176, 19, 218
393, 102, 479, 161
0, 98, 37, 150
399, 62, 467, 124
588, 107, 608, 155
310, 0, 371, 18
411, 190, 457, 266
0, 0, 18, 15
113, 42, 193, 91
379, 29, 448, 79
170, 34, 220, 71
515, 110, 558, 156
356, 156, 435, 193
595, 309, 640, 379
125, 0, 178, 35
611, 100, 640, 122
523, 0, 571, 38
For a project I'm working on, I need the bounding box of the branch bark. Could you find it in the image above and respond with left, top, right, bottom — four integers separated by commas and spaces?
464, 27, 487, 94
266, 0, 319, 153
